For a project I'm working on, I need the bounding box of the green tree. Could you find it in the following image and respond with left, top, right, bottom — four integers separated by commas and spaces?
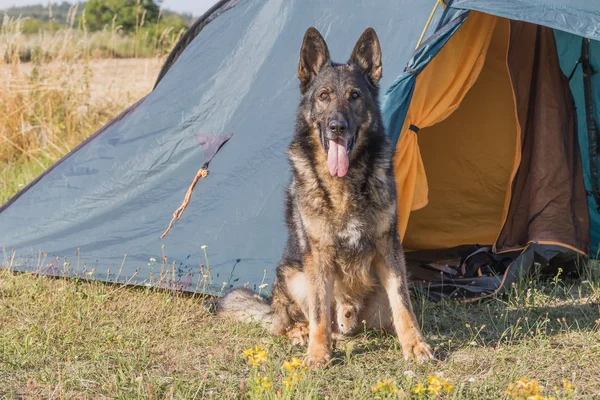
84, 0, 161, 32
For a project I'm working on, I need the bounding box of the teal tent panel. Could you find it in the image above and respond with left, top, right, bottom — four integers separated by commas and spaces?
452, 0, 600, 41
0, 0, 439, 292
555, 30, 600, 256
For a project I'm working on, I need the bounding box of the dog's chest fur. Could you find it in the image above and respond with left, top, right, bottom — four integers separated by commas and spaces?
286, 138, 396, 295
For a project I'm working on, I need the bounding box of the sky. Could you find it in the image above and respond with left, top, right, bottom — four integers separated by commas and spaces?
0, 0, 220, 16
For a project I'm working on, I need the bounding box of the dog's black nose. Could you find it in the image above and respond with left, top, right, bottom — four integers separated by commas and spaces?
328, 119, 348, 134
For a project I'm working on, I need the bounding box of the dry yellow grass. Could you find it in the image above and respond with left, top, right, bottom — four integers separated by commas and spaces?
2, 58, 162, 103
0, 58, 161, 204
0, 15, 166, 205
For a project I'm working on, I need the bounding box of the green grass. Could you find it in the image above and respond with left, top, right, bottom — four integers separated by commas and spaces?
0, 155, 55, 205
0, 264, 598, 399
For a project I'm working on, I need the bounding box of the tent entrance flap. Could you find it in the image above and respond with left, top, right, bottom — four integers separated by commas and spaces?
392, 11, 498, 240
402, 17, 517, 251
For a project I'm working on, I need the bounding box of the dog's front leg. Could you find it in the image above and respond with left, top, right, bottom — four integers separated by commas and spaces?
304, 247, 334, 367
374, 237, 433, 363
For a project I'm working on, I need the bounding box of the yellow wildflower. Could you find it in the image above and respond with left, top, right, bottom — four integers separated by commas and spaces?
427, 375, 442, 386
371, 379, 399, 395
413, 383, 427, 394
427, 375, 443, 395
284, 375, 298, 388
442, 379, 455, 393
371, 380, 384, 392
562, 379, 574, 392
285, 372, 302, 386
242, 346, 268, 367
428, 384, 442, 395
283, 357, 303, 371
259, 376, 272, 390
282, 357, 306, 390
506, 378, 542, 398
526, 395, 545, 400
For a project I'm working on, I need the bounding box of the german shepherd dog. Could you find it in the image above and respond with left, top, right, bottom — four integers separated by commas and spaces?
215, 27, 433, 366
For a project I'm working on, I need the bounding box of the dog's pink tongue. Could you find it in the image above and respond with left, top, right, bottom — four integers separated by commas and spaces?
327, 139, 349, 177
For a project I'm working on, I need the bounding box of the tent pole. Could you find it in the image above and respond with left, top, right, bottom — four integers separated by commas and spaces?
415, 0, 443, 49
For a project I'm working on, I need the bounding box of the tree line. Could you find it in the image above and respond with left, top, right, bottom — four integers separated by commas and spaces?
2, 0, 193, 34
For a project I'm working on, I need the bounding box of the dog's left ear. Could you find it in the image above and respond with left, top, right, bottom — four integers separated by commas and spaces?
298, 27, 331, 92
349, 28, 382, 86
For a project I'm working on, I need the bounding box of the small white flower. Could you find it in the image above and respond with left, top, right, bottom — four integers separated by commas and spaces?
201, 245, 208, 250
468, 377, 477, 383
403, 370, 417, 378
259, 283, 268, 289
149, 257, 156, 263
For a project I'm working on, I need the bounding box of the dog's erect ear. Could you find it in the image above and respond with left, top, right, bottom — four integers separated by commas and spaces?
298, 27, 330, 91
349, 28, 382, 86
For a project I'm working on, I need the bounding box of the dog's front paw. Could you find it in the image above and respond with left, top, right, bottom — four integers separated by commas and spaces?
401, 337, 434, 363
305, 344, 331, 368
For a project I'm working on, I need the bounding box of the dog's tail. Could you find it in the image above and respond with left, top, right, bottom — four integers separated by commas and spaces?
210, 288, 273, 329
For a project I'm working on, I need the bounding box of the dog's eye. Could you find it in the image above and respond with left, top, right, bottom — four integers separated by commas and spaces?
350, 91, 360, 100
319, 91, 329, 101
345, 311, 352, 318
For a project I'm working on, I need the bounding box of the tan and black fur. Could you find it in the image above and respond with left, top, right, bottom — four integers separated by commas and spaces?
215, 27, 433, 366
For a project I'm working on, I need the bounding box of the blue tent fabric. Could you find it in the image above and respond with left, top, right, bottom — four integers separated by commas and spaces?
451, 0, 600, 42
554, 30, 600, 256
0, 0, 440, 292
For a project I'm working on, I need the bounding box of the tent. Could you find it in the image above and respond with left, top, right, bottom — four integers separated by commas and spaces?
1, 0, 599, 301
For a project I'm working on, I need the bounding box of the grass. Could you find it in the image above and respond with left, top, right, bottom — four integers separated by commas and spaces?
0, 261, 598, 398
1, 5, 599, 399
0, 13, 167, 205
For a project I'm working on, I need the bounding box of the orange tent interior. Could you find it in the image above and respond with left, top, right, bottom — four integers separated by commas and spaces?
399, 16, 521, 253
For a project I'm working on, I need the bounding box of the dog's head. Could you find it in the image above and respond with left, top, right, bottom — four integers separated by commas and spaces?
298, 27, 382, 177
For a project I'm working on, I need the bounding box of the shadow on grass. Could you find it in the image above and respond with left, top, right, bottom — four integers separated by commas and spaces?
325, 283, 599, 364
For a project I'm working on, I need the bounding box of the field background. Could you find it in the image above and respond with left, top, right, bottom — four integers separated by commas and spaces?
0, 2, 181, 205
1, 2, 600, 399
